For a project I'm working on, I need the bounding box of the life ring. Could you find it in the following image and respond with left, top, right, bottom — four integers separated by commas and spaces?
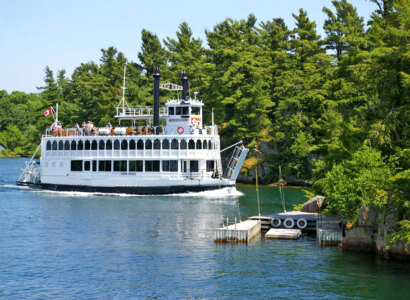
296, 218, 307, 229
177, 126, 184, 134
283, 218, 295, 229
271, 218, 281, 228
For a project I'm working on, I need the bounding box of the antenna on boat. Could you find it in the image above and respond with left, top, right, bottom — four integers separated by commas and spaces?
116, 63, 129, 114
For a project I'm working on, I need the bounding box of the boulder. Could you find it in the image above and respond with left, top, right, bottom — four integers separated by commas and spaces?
342, 226, 375, 252
300, 195, 327, 213
358, 205, 379, 227
259, 141, 274, 155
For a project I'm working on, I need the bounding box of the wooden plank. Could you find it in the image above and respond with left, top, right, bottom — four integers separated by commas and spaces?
265, 228, 302, 240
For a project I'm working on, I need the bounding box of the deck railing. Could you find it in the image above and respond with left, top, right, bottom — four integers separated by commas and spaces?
44, 125, 218, 138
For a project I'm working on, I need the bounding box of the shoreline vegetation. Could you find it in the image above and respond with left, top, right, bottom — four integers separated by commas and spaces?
1, 0, 408, 259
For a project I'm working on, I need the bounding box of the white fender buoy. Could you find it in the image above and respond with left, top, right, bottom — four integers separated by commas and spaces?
283, 218, 295, 229
271, 218, 281, 228
296, 218, 307, 229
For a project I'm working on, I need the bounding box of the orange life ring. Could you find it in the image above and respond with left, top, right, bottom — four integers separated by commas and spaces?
177, 126, 184, 134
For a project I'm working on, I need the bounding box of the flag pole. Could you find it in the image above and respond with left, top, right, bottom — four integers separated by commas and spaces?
56, 103, 59, 124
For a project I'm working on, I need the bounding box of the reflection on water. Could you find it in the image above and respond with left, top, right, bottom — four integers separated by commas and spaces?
0, 158, 409, 298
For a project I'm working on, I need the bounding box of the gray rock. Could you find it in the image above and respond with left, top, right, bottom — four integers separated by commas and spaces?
259, 141, 274, 155
300, 195, 327, 213
358, 205, 379, 227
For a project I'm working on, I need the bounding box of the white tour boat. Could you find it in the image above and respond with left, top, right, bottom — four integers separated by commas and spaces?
17, 67, 248, 194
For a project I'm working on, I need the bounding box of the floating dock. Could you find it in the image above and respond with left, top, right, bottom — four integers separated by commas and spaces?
265, 228, 302, 240
250, 211, 317, 232
214, 220, 261, 243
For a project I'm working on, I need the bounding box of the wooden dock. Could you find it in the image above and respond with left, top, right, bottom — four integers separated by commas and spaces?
265, 228, 302, 240
214, 220, 261, 243
250, 211, 317, 232
316, 214, 343, 246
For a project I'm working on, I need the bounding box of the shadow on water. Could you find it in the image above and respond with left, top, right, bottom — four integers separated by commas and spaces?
0, 158, 409, 298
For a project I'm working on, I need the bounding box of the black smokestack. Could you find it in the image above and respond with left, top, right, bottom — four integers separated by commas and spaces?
181, 71, 188, 100
153, 66, 161, 128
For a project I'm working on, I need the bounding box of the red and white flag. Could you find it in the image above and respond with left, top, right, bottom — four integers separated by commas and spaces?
43, 108, 53, 117
115, 89, 120, 94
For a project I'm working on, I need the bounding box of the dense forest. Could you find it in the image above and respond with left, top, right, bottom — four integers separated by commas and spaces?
0, 1, 409, 244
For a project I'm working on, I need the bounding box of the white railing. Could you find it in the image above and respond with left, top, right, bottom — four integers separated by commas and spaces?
44, 125, 218, 138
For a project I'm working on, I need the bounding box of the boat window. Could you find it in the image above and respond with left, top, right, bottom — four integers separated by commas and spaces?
137, 139, 143, 149
114, 140, 120, 150
98, 160, 111, 172
171, 139, 178, 150
162, 139, 170, 149
121, 140, 128, 150
84, 161, 91, 171
99, 140, 105, 150
59, 140, 64, 151
191, 107, 200, 115
190, 160, 199, 172
129, 160, 143, 172
180, 140, 187, 149
169, 107, 175, 115
154, 139, 161, 150
64, 141, 70, 150
203, 140, 207, 149
176, 106, 189, 116
188, 139, 195, 149
145, 160, 160, 172
162, 160, 178, 172
145, 140, 152, 150
93, 160, 97, 172
78, 140, 83, 150
85, 140, 91, 150
46, 141, 51, 150
71, 140, 77, 150
208, 140, 212, 150
206, 160, 215, 172
196, 140, 202, 149
129, 140, 136, 150
91, 140, 98, 150
113, 160, 127, 172
71, 160, 82, 171
106, 140, 112, 150
52, 141, 57, 150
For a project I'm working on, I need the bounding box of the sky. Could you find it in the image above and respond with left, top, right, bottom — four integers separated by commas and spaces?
0, 0, 378, 94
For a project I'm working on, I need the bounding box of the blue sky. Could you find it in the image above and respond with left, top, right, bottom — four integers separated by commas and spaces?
0, 0, 378, 93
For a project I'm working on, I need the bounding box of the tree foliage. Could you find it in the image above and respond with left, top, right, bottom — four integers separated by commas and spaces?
0, 0, 408, 239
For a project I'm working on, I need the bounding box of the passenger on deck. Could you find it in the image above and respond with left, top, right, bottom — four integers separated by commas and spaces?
81, 122, 86, 136
106, 122, 112, 129
57, 122, 62, 137
74, 122, 80, 135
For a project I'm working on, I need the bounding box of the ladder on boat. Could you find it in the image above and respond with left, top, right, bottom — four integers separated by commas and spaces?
223, 145, 249, 181
215, 138, 223, 178
17, 144, 41, 185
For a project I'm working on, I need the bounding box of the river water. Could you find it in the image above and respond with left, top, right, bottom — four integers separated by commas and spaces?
0, 158, 408, 298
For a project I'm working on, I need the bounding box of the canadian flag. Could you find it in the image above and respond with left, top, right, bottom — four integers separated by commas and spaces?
43, 108, 53, 117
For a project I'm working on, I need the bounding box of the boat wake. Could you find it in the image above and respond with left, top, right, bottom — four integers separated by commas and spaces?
0, 184, 243, 198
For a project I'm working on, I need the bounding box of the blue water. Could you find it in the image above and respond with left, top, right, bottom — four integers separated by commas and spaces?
0, 158, 409, 299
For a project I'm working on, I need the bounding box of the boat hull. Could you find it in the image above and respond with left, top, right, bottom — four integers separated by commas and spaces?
36, 182, 234, 195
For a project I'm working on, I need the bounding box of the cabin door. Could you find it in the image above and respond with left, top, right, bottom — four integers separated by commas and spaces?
83, 160, 92, 180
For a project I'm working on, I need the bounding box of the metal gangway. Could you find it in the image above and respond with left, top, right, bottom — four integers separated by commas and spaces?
222, 142, 249, 181
17, 144, 41, 185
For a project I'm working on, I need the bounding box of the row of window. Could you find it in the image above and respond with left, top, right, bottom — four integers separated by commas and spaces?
47, 139, 213, 151
70, 159, 215, 173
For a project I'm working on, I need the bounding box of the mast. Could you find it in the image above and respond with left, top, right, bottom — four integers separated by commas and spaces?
121, 63, 127, 113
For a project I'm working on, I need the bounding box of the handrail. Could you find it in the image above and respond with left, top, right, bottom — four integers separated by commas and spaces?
43, 125, 218, 138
